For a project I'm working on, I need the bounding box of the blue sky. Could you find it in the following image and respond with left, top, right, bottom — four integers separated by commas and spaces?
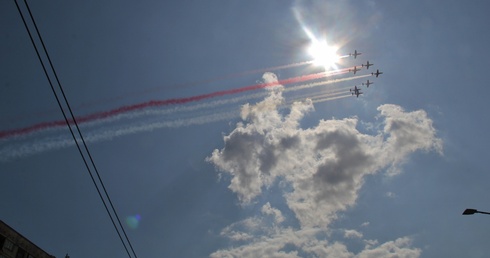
2, 1, 490, 257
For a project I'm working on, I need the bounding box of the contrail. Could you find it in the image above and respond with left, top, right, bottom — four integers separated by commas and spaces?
0, 68, 355, 140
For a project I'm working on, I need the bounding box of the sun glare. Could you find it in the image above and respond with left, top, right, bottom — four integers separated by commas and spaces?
308, 40, 340, 70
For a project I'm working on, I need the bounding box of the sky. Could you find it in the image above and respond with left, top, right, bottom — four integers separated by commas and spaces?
1, 0, 490, 257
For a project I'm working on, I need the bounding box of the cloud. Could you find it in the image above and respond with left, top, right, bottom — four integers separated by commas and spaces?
344, 229, 363, 239
208, 91, 441, 227
211, 225, 350, 258
377, 104, 443, 176
207, 90, 298, 204
207, 77, 441, 256
356, 237, 421, 258
211, 221, 420, 258
386, 192, 396, 198
261, 202, 285, 224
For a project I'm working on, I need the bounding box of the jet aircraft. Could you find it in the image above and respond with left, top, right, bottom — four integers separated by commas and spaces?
349, 66, 361, 74
350, 85, 363, 98
362, 80, 373, 87
350, 50, 362, 58
362, 61, 373, 69
371, 69, 383, 77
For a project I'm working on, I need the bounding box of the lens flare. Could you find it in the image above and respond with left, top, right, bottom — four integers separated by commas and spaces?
126, 214, 141, 229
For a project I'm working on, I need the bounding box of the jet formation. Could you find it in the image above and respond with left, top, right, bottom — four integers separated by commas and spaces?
371, 69, 383, 77
349, 66, 361, 75
347, 50, 382, 98
362, 80, 373, 87
350, 85, 363, 98
349, 50, 362, 58
362, 61, 373, 69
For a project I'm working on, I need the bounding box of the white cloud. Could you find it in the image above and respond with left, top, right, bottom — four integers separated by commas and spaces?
344, 229, 363, 239
211, 222, 420, 258
377, 104, 443, 176
361, 222, 370, 227
220, 218, 262, 242
211, 226, 352, 258
356, 237, 421, 258
386, 192, 396, 198
262, 72, 279, 84
207, 78, 441, 257
261, 202, 285, 224
207, 90, 441, 227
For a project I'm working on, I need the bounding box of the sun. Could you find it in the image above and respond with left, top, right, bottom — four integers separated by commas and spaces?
307, 40, 340, 70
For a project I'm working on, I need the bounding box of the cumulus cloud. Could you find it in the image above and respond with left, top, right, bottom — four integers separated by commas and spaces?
211, 222, 420, 258
207, 77, 441, 256
207, 91, 441, 226
211, 226, 351, 258
377, 104, 443, 176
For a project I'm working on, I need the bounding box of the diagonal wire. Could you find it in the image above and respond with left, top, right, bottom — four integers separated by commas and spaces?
15, 1, 138, 257
21, 1, 139, 257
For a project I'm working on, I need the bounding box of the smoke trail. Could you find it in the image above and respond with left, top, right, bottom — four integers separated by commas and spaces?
79, 60, 315, 105
165, 72, 362, 114
284, 74, 370, 93
85, 84, 351, 134
0, 65, 371, 162
0, 95, 350, 162
0, 84, 358, 162
1, 69, 351, 140
1, 70, 366, 143
40, 91, 269, 134
1, 51, 356, 127
287, 87, 349, 103
0, 110, 239, 162
311, 94, 352, 103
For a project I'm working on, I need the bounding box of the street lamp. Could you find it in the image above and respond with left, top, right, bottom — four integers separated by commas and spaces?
462, 208, 490, 215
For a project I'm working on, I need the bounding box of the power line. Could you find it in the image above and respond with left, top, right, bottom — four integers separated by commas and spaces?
14, 1, 138, 257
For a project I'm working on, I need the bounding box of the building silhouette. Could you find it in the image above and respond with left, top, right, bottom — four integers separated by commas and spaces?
0, 220, 55, 258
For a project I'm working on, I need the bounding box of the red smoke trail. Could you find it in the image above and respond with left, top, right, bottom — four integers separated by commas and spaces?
75, 61, 315, 110
1, 70, 348, 139
1, 60, 315, 126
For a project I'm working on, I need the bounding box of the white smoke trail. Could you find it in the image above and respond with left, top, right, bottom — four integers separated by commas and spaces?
0, 110, 238, 162
2, 73, 366, 142
0, 90, 354, 162
288, 86, 350, 102
284, 74, 370, 93
312, 94, 352, 103
0, 72, 370, 161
